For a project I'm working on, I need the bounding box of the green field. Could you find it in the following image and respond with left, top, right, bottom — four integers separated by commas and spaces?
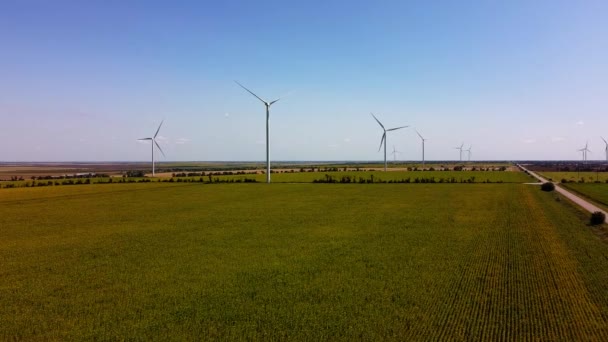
0, 170, 535, 189
197, 170, 534, 183
1, 183, 608, 340
539, 171, 608, 183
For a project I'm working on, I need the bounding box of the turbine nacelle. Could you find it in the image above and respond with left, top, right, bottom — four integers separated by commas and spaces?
235, 81, 281, 110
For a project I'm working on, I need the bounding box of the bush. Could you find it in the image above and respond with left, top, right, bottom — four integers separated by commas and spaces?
590, 211, 606, 225
541, 182, 555, 192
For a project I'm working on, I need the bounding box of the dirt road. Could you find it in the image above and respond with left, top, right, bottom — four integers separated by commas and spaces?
518, 164, 607, 216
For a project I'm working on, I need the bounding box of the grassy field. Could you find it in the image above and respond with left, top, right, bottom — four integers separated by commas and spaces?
539, 171, 608, 183
0, 170, 535, 189
1, 183, 608, 340
193, 170, 534, 183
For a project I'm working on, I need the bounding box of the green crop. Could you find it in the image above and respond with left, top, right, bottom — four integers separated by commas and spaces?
1, 183, 607, 340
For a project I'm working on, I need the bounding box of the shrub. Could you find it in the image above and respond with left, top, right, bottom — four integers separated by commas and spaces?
561, 179, 568, 183
541, 182, 555, 192
590, 211, 606, 225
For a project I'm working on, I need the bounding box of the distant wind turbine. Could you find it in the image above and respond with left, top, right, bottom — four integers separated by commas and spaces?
138, 120, 165, 177
235, 81, 282, 183
578, 142, 591, 163
602, 137, 608, 163
371, 113, 408, 171
415, 130, 427, 168
465, 145, 472, 162
454, 143, 464, 162
391, 145, 402, 162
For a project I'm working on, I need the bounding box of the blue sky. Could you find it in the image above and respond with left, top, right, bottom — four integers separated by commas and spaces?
1, 0, 607, 161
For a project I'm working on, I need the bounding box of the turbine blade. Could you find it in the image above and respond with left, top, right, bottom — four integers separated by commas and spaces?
235, 80, 266, 104
378, 132, 386, 152
138, 138, 152, 140
415, 130, 423, 139
154, 140, 166, 157
370, 113, 385, 130
154, 120, 164, 138
387, 125, 408, 131
269, 98, 281, 106
602, 136, 607, 145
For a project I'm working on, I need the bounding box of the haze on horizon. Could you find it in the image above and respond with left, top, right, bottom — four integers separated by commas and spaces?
1, 1, 607, 162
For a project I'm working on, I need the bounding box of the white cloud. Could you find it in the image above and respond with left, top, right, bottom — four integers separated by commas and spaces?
224, 112, 230, 118
522, 138, 536, 144
576, 121, 584, 126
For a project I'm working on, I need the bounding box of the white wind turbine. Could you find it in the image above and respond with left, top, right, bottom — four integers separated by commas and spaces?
415, 130, 427, 168
465, 145, 472, 162
138, 120, 165, 177
578, 142, 591, 163
235, 81, 283, 184
371, 113, 408, 171
454, 142, 464, 162
602, 137, 608, 163
391, 145, 402, 162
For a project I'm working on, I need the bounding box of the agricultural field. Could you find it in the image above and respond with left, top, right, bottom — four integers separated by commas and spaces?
0, 170, 535, 189
539, 171, 608, 183
183, 170, 534, 183
561, 183, 608, 211
1, 183, 608, 340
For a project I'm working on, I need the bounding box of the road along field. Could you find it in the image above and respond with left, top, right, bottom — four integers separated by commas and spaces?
1, 183, 607, 340
561, 183, 608, 211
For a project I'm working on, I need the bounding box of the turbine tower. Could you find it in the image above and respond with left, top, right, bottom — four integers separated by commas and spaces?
602, 137, 608, 163
415, 130, 427, 168
235, 81, 282, 183
454, 143, 464, 162
138, 120, 165, 177
371, 113, 408, 171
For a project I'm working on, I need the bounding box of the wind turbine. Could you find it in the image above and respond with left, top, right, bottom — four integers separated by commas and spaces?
578, 142, 591, 163
415, 130, 427, 168
235, 81, 282, 183
465, 145, 472, 162
371, 113, 408, 171
602, 137, 608, 163
138, 120, 165, 177
454, 143, 464, 162
391, 145, 402, 162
